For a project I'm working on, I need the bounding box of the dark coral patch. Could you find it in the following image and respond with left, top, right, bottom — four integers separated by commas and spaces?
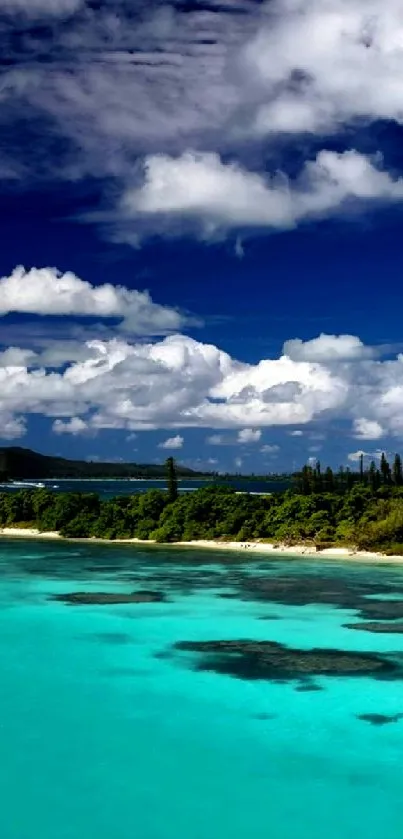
357, 713, 403, 726
295, 682, 323, 692
359, 602, 403, 620
230, 573, 403, 620
174, 639, 398, 682
258, 615, 281, 621
51, 590, 165, 605
218, 592, 238, 599
345, 622, 403, 634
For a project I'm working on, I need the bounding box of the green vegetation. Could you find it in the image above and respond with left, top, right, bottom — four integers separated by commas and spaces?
166, 457, 178, 503
1, 453, 403, 553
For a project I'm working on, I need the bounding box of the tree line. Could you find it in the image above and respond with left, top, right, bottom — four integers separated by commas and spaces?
294, 453, 403, 494
2, 457, 403, 554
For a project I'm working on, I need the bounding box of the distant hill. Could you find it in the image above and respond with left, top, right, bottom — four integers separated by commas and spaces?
0, 447, 206, 480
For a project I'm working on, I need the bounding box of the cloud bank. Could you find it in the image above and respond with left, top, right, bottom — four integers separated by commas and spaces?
1, 300, 403, 443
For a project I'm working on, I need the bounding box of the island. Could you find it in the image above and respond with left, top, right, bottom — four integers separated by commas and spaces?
1, 454, 403, 556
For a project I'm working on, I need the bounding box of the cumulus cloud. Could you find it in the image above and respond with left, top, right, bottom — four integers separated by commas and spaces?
158, 434, 184, 450
289, 430, 304, 437
348, 449, 384, 463
283, 334, 374, 363
52, 416, 89, 436
123, 150, 403, 236
0, 347, 36, 368
206, 434, 228, 445
0, 266, 187, 336
353, 418, 384, 440
245, 0, 403, 138
237, 428, 262, 444
0, 412, 26, 440
261, 444, 280, 454
1, 331, 403, 442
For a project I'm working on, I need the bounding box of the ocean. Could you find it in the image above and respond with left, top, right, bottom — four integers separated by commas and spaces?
0, 477, 291, 498
1, 537, 403, 839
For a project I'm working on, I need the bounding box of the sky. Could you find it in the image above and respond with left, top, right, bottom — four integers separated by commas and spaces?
1, 0, 403, 473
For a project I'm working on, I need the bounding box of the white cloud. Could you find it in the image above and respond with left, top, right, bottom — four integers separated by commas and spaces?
234, 457, 243, 469
0, 347, 36, 368
158, 435, 184, 450
0, 332, 356, 431
244, 0, 403, 138
283, 334, 374, 363
237, 428, 262, 444
52, 417, 89, 436
261, 444, 280, 454
0, 413, 26, 440
2, 0, 403, 249
206, 434, 228, 445
123, 150, 403, 237
0, 266, 186, 336
348, 449, 384, 463
353, 418, 384, 440
3, 330, 403, 444
289, 430, 304, 437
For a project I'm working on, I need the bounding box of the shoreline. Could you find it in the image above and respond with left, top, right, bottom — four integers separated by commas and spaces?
0, 527, 402, 564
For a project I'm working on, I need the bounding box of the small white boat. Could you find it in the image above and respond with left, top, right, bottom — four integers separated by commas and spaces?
10, 481, 46, 489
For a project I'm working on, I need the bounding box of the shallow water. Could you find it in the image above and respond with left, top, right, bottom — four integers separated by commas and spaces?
1, 538, 403, 839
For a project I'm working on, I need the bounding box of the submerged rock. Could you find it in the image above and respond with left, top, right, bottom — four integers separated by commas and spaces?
231, 573, 403, 621
51, 590, 165, 605
357, 713, 403, 726
345, 621, 403, 634
295, 682, 323, 692
359, 601, 403, 620
174, 639, 398, 682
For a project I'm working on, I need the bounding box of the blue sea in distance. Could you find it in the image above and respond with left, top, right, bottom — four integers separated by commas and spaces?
1, 477, 291, 498
1, 539, 403, 839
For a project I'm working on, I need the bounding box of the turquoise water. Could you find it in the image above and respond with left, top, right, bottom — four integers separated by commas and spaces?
1, 540, 403, 838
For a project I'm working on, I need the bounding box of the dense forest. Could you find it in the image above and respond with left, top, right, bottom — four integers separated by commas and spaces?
2, 454, 403, 554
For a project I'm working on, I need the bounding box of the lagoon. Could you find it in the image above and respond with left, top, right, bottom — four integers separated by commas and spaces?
1, 538, 403, 839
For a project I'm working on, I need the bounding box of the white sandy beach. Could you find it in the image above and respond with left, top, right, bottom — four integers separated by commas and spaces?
1, 526, 402, 563
0, 527, 62, 539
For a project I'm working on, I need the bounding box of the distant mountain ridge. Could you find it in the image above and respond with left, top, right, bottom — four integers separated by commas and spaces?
0, 447, 205, 480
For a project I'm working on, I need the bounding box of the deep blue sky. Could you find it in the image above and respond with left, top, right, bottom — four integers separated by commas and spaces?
1, 0, 403, 472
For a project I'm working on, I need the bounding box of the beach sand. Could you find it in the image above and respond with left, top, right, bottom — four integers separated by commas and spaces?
0, 526, 402, 563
